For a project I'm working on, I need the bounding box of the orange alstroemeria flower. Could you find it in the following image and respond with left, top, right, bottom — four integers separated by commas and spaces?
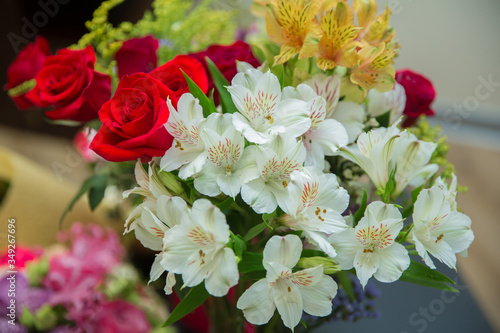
266, 0, 323, 65
350, 41, 397, 92
316, 1, 362, 70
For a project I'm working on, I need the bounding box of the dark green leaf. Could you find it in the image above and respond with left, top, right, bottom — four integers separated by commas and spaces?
375, 111, 391, 128
238, 251, 264, 273
353, 188, 368, 227
382, 164, 398, 203
402, 185, 424, 218
398, 260, 458, 292
230, 232, 247, 258
216, 197, 234, 211
205, 57, 237, 114
88, 181, 107, 211
59, 174, 108, 227
398, 224, 414, 244
243, 222, 267, 242
181, 70, 217, 117
163, 283, 210, 327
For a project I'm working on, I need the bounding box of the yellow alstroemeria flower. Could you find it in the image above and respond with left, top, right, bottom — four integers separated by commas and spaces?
317, 1, 362, 70
355, 1, 395, 46
350, 41, 397, 92
266, 0, 323, 65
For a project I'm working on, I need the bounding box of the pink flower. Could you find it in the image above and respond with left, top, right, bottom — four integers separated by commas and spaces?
43, 223, 124, 308
0, 245, 43, 269
92, 300, 151, 333
73, 127, 103, 163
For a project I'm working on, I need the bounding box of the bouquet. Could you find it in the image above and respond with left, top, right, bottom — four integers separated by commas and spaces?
5, 0, 474, 331
0, 223, 174, 333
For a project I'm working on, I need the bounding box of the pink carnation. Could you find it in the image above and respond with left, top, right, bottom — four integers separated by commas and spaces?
43, 223, 124, 308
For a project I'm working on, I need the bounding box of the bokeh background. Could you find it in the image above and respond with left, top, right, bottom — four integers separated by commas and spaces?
0, 0, 499, 332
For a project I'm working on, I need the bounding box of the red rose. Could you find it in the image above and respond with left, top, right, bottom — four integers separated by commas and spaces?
115, 36, 159, 79
189, 41, 261, 103
25, 46, 111, 122
90, 73, 176, 162
395, 69, 436, 127
150, 54, 208, 106
5, 36, 51, 109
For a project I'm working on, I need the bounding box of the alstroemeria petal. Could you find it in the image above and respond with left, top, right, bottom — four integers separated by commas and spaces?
273, 278, 303, 330
263, 235, 303, 269
299, 275, 337, 317
373, 243, 410, 283
354, 250, 381, 287
237, 279, 276, 325
204, 248, 239, 297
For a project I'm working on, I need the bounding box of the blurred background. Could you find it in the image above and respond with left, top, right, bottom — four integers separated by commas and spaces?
0, 0, 498, 332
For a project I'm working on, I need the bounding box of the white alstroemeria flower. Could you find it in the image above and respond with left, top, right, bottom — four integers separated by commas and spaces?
236, 60, 268, 73
160, 94, 207, 179
241, 134, 306, 214
125, 195, 188, 252
159, 199, 238, 297
330, 202, 410, 287
304, 74, 365, 143
279, 167, 349, 258
123, 161, 171, 200
194, 113, 259, 198
339, 121, 438, 197
409, 186, 474, 270
367, 82, 406, 124
433, 173, 458, 211
282, 84, 348, 168
228, 69, 311, 144
237, 235, 337, 331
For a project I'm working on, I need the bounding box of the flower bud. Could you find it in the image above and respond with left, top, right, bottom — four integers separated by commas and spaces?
297, 257, 341, 274
157, 170, 184, 196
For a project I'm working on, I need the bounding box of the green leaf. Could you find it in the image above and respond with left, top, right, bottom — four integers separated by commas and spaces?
243, 222, 267, 242
402, 185, 424, 219
262, 212, 275, 230
353, 188, 368, 227
230, 232, 247, 259
383, 164, 397, 203
399, 260, 458, 292
205, 57, 237, 114
163, 283, 210, 327
181, 70, 217, 117
398, 224, 413, 244
375, 110, 391, 128
271, 64, 284, 88
337, 271, 356, 301
59, 174, 108, 227
88, 180, 107, 211
216, 197, 233, 211
238, 251, 264, 273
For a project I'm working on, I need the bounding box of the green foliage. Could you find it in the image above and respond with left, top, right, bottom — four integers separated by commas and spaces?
399, 260, 458, 292
352, 188, 367, 227
163, 283, 210, 327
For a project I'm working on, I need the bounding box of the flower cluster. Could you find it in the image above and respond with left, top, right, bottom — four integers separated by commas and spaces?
4, 0, 473, 331
0, 224, 172, 333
